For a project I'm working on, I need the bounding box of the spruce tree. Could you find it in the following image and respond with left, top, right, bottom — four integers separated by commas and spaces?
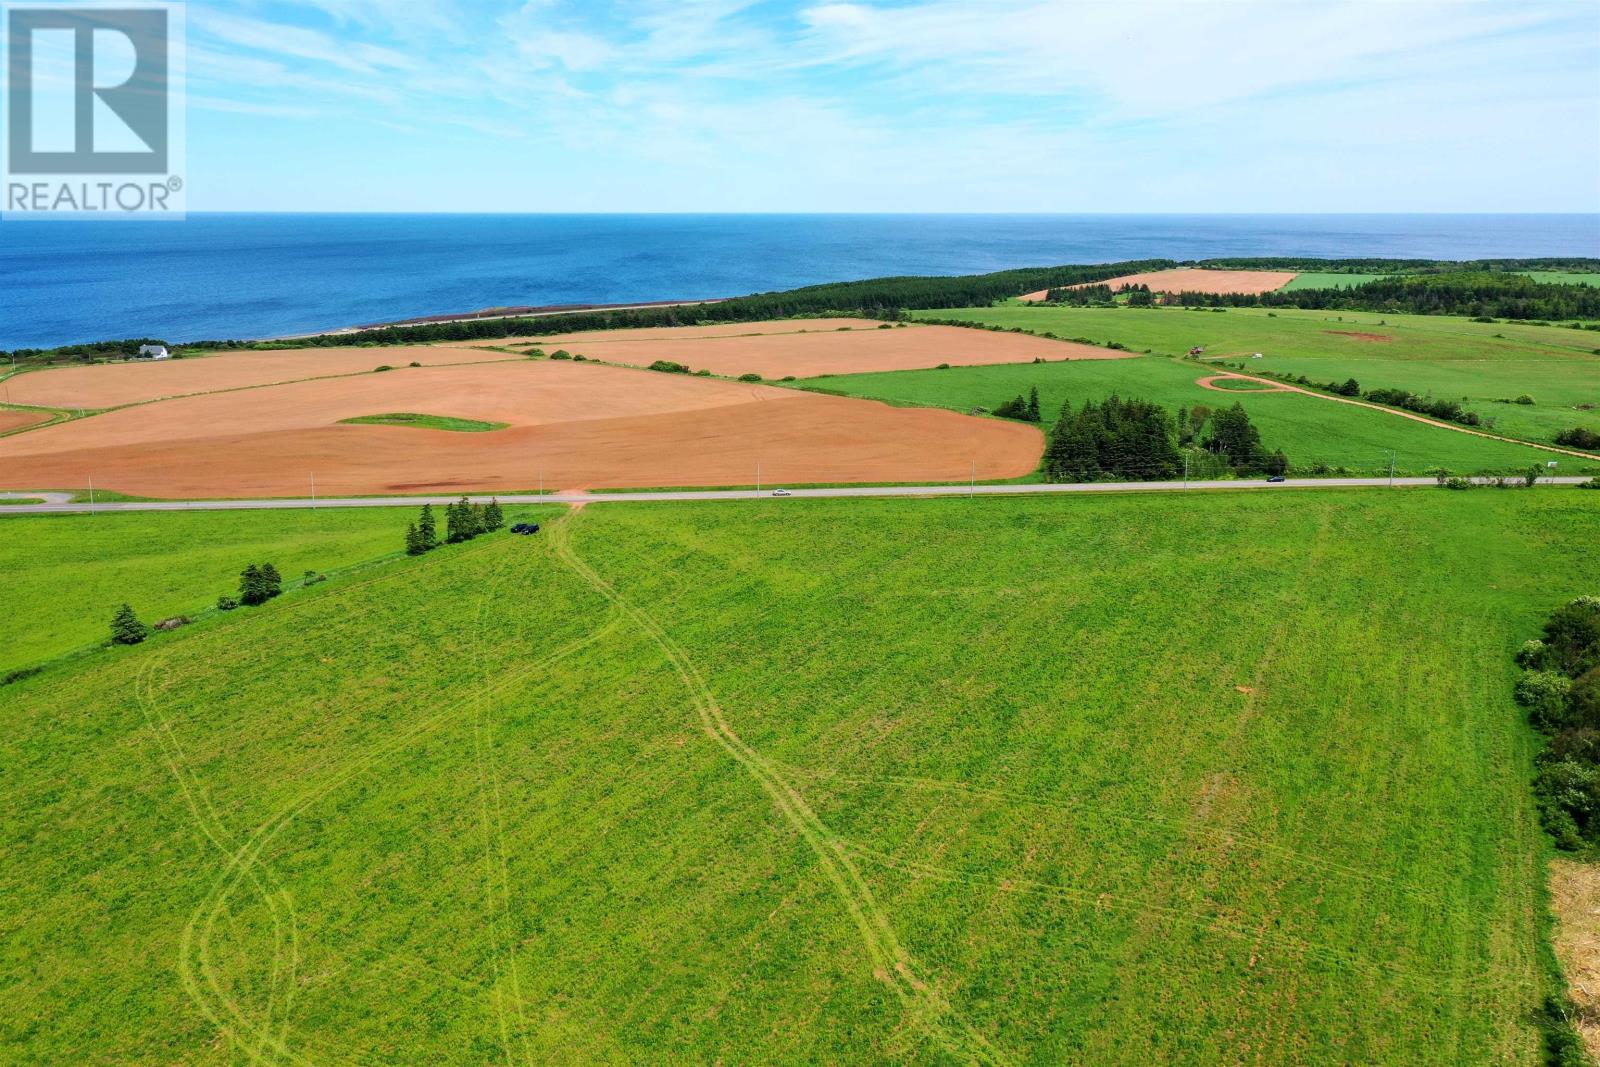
1027, 387, 1041, 423
240, 564, 266, 606
111, 603, 150, 645
406, 522, 425, 556
418, 504, 438, 550
447, 497, 473, 543
261, 564, 283, 600
483, 499, 505, 532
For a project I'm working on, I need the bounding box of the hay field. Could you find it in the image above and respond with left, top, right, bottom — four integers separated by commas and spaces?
4, 489, 1598, 1062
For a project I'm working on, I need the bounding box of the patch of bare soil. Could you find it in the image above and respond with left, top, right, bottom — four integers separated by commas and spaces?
1071, 269, 1298, 296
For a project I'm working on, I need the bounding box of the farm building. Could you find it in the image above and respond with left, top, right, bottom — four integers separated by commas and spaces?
136, 345, 170, 360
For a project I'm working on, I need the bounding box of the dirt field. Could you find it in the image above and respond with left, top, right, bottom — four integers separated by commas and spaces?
471, 319, 891, 346
0, 410, 51, 434
4, 346, 514, 409
1550, 859, 1600, 1059
470, 321, 1126, 378
0, 360, 1041, 497
1021, 270, 1297, 301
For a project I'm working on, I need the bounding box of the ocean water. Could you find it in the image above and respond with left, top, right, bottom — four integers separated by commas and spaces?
2, 213, 1597, 350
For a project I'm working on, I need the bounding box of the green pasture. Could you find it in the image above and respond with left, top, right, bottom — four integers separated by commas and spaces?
3, 490, 1597, 1062
338, 412, 510, 432
0, 507, 423, 674
1279, 272, 1389, 290
1519, 272, 1600, 287
909, 305, 1600, 448
803, 357, 1582, 474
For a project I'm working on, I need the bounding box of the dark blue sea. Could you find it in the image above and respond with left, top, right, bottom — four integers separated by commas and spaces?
3, 213, 1597, 350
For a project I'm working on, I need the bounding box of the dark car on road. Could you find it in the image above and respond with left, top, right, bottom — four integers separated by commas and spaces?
511, 522, 542, 535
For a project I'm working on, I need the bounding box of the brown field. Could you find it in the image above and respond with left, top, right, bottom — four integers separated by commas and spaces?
0, 359, 1041, 497
1083, 268, 1297, 295
4, 346, 513, 409
470, 321, 1125, 378
0, 409, 51, 434
1550, 859, 1600, 1059
470, 318, 891, 346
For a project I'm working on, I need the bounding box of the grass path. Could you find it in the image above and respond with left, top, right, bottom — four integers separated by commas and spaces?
549, 510, 1011, 1065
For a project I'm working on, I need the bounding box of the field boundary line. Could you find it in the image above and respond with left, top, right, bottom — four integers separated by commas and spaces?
548, 510, 1011, 1066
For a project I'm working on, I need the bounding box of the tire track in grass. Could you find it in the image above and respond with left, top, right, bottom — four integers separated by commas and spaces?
548, 511, 1011, 1066
140, 532, 600, 1063
134, 651, 302, 1066
468, 542, 540, 1067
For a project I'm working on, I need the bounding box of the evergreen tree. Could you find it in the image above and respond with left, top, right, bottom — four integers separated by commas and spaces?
470, 503, 489, 536
240, 564, 267, 606
418, 504, 439, 550
111, 603, 150, 645
483, 499, 505, 532
1266, 449, 1290, 477
447, 497, 475, 543
405, 522, 426, 556
261, 564, 283, 600
1204, 403, 1269, 473
1027, 387, 1041, 423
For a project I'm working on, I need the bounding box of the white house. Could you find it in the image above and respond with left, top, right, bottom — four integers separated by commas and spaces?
137, 345, 170, 360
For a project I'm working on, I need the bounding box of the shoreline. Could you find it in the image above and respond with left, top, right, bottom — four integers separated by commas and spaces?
282, 296, 729, 340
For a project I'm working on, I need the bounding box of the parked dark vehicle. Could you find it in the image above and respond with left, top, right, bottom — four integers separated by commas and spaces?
1267, 475, 1287, 483
511, 523, 542, 535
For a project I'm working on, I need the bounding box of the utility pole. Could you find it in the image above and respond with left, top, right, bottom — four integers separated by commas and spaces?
756, 461, 762, 495
1388, 451, 1396, 487
88, 474, 96, 515
970, 459, 976, 497
310, 472, 317, 508
1183, 452, 1189, 490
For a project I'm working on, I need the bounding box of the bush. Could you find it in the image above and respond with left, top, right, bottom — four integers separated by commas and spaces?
1544, 596, 1600, 675
216, 595, 239, 611
1582, 476, 1600, 490
1516, 639, 1549, 670
374, 364, 395, 372
1534, 757, 1600, 848
738, 373, 763, 382
1517, 671, 1575, 731
1573, 667, 1600, 730
409, 361, 422, 368
550, 350, 573, 361
1444, 477, 1475, 490
303, 570, 327, 587
648, 360, 689, 374
1513, 394, 1534, 405
936, 363, 951, 370
781, 376, 796, 382
694, 369, 711, 376
1555, 427, 1600, 450
3, 665, 44, 686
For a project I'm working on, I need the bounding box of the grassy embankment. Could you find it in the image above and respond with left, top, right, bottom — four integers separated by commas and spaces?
338, 412, 510, 432
3, 490, 1599, 1062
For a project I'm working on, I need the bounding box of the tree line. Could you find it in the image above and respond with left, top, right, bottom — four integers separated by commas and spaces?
1157, 272, 1600, 321
1517, 596, 1600, 852
1036, 394, 1285, 482
406, 498, 504, 556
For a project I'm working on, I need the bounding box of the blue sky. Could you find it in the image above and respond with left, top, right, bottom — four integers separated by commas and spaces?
178, 0, 1600, 212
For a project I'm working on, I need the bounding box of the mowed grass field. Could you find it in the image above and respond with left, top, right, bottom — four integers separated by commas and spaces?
1279, 272, 1389, 290
911, 305, 1600, 448
0, 507, 421, 674
805, 358, 1578, 474
4, 490, 1600, 1063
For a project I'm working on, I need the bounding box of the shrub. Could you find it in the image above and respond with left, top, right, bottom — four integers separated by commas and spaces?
303, 570, 327, 587
694, 369, 711, 376
1581, 476, 1600, 490
1573, 667, 1600, 730
154, 616, 190, 632
1554, 427, 1600, 450
550, 351, 573, 361
374, 365, 394, 372
1513, 394, 1534, 405
409, 361, 422, 368
216, 595, 239, 611
1444, 477, 1474, 490
1544, 596, 1600, 675
936, 363, 951, 370
1534, 757, 1600, 849
877, 323, 892, 329
648, 360, 689, 374
3, 665, 44, 686
573, 354, 588, 361
1516, 639, 1549, 670
1517, 671, 1575, 731
738, 373, 762, 382
110, 603, 149, 645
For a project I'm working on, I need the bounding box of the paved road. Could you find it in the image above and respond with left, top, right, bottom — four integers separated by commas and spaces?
0, 477, 1591, 516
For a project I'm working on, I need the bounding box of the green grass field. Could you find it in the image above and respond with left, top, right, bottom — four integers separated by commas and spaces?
338, 412, 510, 432
3, 490, 1598, 1063
0, 508, 427, 675
803, 358, 1583, 474
909, 305, 1600, 448
1519, 272, 1600, 287
1279, 272, 1389, 290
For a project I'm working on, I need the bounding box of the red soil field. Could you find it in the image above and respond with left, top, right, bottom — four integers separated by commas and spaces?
4, 346, 513, 409
1079, 269, 1297, 295
474, 319, 891, 346
0, 360, 1041, 498
476, 321, 1127, 378
0, 410, 51, 434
